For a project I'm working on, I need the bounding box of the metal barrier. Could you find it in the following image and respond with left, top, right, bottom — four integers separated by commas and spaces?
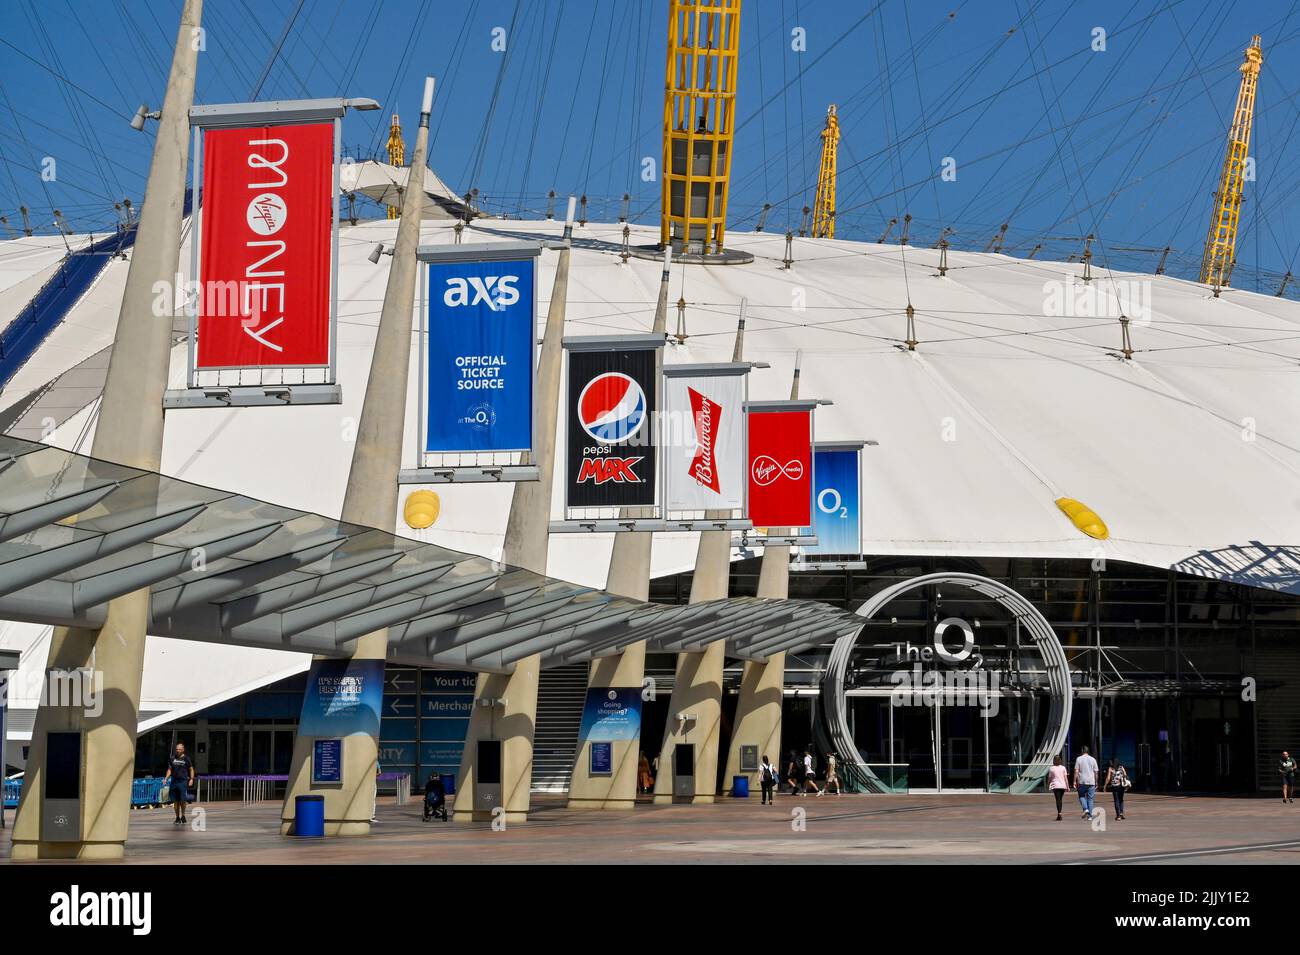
378, 772, 411, 806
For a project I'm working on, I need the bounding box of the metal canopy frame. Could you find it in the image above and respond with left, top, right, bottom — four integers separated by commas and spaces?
166, 98, 377, 411
409, 240, 548, 485
0, 436, 862, 674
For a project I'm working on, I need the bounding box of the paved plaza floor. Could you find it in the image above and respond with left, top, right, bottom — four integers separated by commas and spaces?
5, 792, 1299, 864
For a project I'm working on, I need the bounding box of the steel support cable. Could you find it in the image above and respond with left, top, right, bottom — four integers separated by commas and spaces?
518, 0, 564, 213
465, 0, 524, 194
23, 0, 120, 202
739, 0, 1201, 225
247, 0, 308, 100
549, 1, 599, 191
825, 31, 1277, 230
364, 0, 435, 156
1037, 0, 1231, 247
579, 0, 621, 197
942, 1, 1097, 230
429, 0, 480, 154
821, 4, 976, 224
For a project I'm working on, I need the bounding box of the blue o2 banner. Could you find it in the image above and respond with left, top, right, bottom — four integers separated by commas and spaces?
298, 658, 385, 738
576, 687, 643, 742
802, 447, 861, 555
425, 257, 535, 452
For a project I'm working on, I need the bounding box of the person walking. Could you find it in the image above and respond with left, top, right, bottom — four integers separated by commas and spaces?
1073, 745, 1099, 820
163, 742, 195, 827
759, 754, 778, 805
785, 750, 801, 796
1046, 755, 1070, 820
638, 750, 654, 794
1280, 751, 1297, 803
1103, 757, 1130, 820
824, 752, 841, 795
802, 749, 823, 796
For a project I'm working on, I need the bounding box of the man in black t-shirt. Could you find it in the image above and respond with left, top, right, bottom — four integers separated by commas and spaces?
163, 743, 195, 826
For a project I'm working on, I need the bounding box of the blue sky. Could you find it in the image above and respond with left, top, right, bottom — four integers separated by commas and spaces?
1, 0, 1298, 290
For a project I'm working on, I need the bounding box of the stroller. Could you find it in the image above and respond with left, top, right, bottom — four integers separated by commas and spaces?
422, 774, 448, 822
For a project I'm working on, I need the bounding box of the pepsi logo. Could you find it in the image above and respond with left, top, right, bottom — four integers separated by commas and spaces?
246, 192, 286, 235
578, 372, 646, 444
751, 455, 804, 486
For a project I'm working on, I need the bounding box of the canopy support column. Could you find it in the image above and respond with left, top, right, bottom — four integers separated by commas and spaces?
453, 200, 574, 824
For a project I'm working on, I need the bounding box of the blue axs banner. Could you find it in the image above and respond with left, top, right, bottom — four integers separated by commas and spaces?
426, 257, 535, 452
802, 446, 861, 555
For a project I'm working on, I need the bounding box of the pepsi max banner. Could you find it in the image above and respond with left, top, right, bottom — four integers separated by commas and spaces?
801, 445, 862, 554
425, 257, 535, 452
197, 122, 334, 368
663, 366, 746, 511
747, 406, 813, 528
565, 341, 658, 508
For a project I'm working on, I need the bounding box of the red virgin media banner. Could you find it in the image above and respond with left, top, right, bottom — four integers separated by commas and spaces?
196, 122, 333, 369
747, 410, 812, 527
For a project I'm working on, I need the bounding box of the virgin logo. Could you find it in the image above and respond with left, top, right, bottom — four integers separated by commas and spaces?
246, 192, 286, 235
751, 455, 804, 486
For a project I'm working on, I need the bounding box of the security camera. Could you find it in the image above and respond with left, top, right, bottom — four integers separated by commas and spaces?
368, 242, 391, 264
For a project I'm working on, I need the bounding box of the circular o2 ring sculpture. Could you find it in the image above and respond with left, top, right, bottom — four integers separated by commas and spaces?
822, 572, 1073, 794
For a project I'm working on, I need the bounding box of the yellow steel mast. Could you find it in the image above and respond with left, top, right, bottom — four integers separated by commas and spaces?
811, 104, 839, 238
386, 113, 405, 220
1198, 35, 1263, 287
662, 0, 741, 255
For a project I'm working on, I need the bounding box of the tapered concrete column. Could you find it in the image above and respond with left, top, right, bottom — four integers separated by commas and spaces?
566, 249, 671, 809
650, 312, 747, 804
723, 355, 800, 794
280, 78, 434, 837
652, 519, 731, 803
722, 536, 790, 794
453, 200, 576, 823
10, 0, 202, 861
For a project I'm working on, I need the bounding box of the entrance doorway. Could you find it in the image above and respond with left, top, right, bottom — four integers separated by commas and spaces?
852, 692, 992, 792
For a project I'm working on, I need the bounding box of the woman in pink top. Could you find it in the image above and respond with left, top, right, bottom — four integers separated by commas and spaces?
1046, 755, 1070, 820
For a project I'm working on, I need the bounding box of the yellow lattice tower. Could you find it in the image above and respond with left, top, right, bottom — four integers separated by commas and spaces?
812, 104, 839, 239
662, 0, 741, 255
386, 113, 405, 220
1199, 35, 1263, 287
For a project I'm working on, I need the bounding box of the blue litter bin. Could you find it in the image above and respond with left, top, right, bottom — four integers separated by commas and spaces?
441, 773, 455, 796
295, 794, 325, 837
732, 775, 750, 798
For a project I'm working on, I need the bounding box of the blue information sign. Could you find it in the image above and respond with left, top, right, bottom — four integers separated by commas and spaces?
312, 738, 343, 785
298, 658, 384, 738
589, 741, 613, 776
801, 447, 861, 555
425, 257, 535, 453
577, 688, 642, 742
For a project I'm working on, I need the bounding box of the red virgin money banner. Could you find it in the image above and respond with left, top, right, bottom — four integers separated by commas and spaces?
747, 410, 812, 527
196, 122, 333, 369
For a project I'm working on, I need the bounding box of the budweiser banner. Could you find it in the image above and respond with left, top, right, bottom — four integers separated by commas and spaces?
663, 366, 746, 511
565, 342, 658, 508
747, 406, 813, 527
196, 122, 334, 368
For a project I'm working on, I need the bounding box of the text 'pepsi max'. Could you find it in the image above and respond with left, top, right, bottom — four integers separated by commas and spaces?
565, 347, 658, 508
